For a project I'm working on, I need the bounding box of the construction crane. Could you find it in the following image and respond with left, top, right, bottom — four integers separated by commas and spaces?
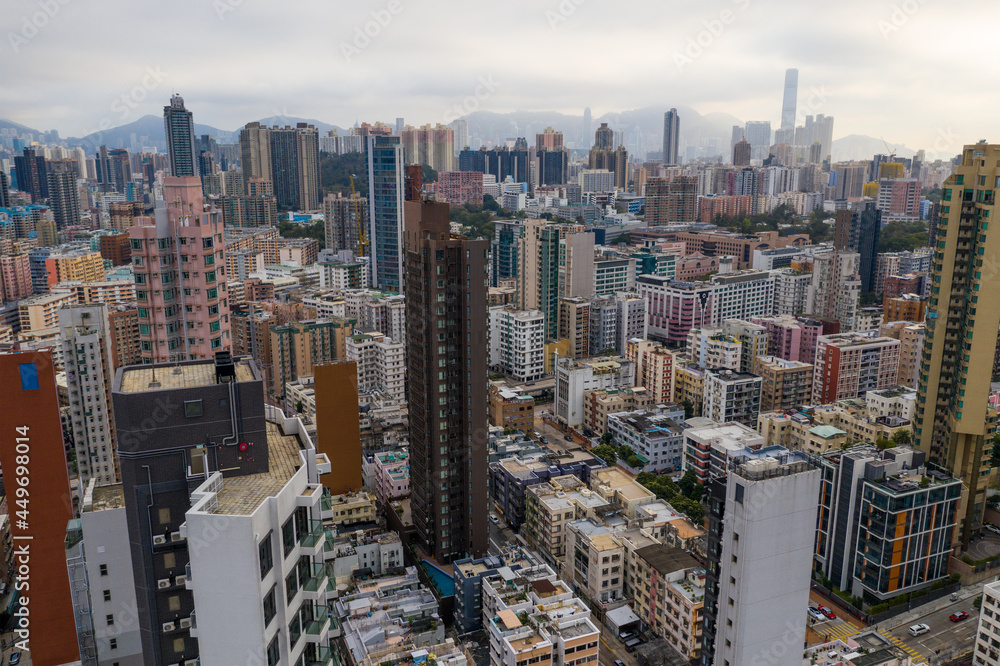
350, 174, 366, 258
881, 137, 897, 162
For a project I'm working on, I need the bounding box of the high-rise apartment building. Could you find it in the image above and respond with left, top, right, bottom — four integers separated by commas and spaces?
0, 253, 32, 302
625, 338, 675, 404
731, 138, 751, 166
270, 124, 321, 210
517, 219, 561, 339
812, 333, 900, 403
916, 144, 1000, 546
757, 355, 813, 412
163, 94, 198, 178
269, 318, 353, 397
702, 449, 819, 666
805, 250, 861, 330
345, 330, 406, 401
645, 176, 698, 225
400, 123, 454, 172
239, 121, 273, 188
663, 108, 679, 166
588, 124, 627, 189
323, 192, 368, 255
60, 303, 119, 493
108, 304, 141, 369
743, 121, 772, 161
436, 171, 484, 206
47, 159, 82, 228
404, 199, 488, 563
367, 135, 405, 292
488, 306, 545, 382
13, 147, 47, 202
129, 177, 230, 363
702, 368, 762, 428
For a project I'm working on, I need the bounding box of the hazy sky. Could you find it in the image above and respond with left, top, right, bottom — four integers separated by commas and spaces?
2, 0, 995, 155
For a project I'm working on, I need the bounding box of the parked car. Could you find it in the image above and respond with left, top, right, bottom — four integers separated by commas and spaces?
489, 514, 499, 525
950, 611, 970, 622
613, 661, 626, 666
619, 630, 636, 641
8, 653, 20, 666
985, 524, 1000, 535
819, 606, 836, 620
909, 623, 930, 636
564, 435, 574, 442
807, 607, 826, 621
624, 637, 642, 652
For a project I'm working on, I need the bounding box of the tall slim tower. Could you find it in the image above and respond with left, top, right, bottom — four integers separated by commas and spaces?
916, 143, 1000, 547
163, 94, 198, 178
60, 303, 119, 494
47, 160, 82, 228
663, 108, 680, 166
780, 68, 799, 130
404, 198, 488, 563
367, 135, 405, 292
582, 107, 592, 147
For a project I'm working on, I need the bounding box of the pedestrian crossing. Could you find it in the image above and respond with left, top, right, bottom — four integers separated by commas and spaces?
817, 621, 864, 642
881, 631, 930, 664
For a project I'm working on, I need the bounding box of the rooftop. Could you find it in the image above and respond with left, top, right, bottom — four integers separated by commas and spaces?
119, 357, 257, 393
635, 543, 701, 576
88, 484, 125, 511
212, 420, 303, 515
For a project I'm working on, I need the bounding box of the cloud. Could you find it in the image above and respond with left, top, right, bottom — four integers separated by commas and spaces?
0, 0, 994, 153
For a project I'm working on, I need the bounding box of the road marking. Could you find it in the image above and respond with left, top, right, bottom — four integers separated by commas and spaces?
600, 637, 617, 655
882, 633, 929, 663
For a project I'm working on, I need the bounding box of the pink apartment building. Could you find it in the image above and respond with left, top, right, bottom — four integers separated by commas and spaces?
130, 177, 231, 363
0, 253, 32, 302
374, 449, 409, 504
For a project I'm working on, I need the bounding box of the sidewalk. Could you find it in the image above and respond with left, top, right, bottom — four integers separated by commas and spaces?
878, 584, 983, 632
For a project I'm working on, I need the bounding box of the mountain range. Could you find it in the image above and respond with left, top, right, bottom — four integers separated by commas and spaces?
2, 107, 920, 162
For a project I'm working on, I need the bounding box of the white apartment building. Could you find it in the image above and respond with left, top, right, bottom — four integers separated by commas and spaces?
66, 480, 143, 666
973, 580, 1000, 665
488, 306, 545, 382
681, 418, 765, 483
346, 331, 406, 402
615, 292, 648, 353
343, 289, 406, 344
702, 368, 762, 428
593, 257, 636, 296
579, 169, 615, 193
806, 251, 861, 331
302, 292, 347, 320
707, 451, 820, 666
686, 328, 742, 371
625, 338, 675, 405
554, 355, 635, 427
770, 267, 812, 316
482, 563, 600, 666
183, 406, 334, 666
608, 405, 686, 472
60, 303, 118, 493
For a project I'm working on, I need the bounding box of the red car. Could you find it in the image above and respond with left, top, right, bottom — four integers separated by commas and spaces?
950, 611, 970, 622
819, 606, 836, 620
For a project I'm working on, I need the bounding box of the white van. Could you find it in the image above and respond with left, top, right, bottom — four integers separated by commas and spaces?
908, 623, 930, 636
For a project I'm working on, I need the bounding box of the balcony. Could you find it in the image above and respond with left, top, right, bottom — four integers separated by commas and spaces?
304, 645, 335, 666
303, 603, 331, 641
301, 563, 329, 601
298, 520, 325, 555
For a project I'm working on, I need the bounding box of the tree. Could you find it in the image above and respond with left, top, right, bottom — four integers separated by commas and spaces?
891, 429, 912, 446
678, 469, 699, 497
420, 164, 438, 184
482, 194, 502, 212
600, 432, 614, 445
295, 400, 303, 413
591, 445, 617, 466
278, 220, 325, 249
877, 221, 929, 253
320, 152, 368, 196
875, 437, 894, 450
681, 399, 695, 419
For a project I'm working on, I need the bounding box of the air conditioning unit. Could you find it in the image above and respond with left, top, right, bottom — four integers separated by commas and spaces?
152, 535, 167, 545
175, 575, 187, 586
179, 617, 192, 629
170, 531, 183, 542
157, 578, 171, 589
162, 621, 175, 632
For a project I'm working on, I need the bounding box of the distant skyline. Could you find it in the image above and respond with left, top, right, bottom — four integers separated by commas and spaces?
1, 0, 993, 157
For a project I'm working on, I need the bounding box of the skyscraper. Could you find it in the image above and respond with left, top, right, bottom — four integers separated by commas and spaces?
269, 123, 321, 210
367, 135, 405, 292
780, 68, 799, 130
593, 122, 613, 150
13, 146, 47, 202
856, 201, 882, 293
47, 159, 81, 228
916, 143, 1000, 546
663, 108, 680, 166
238, 121, 273, 188
589, 124, 627, 189
129, 177, 230, 362
582, 107, 592, 146
517, 219, 561, 339
163, 94, 198, 178
404, 198, 488, 563
0, 170, 9, 207
743, 121, 772, 162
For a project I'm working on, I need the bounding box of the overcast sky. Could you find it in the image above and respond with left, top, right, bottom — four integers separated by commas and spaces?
2, 0, 995, 155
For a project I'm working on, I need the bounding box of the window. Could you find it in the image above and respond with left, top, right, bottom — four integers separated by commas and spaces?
106, 614, 114, 626
99, 564, 108, 576
734, 483, 744, 505
173, 638, 185, 654
168, 595, 181, 612
263, 586, 276, 628
163, 552, 176, 568
158, 508, 171, 525
267, 637, 280, 666
283, 516, 296, 556
285, 569, 298, 601
109, 638, 117, 650
103, 589, 111, 602
259, 534, 273, 578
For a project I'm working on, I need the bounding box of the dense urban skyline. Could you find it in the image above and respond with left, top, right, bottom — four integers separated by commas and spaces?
2, 0, 994, 154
